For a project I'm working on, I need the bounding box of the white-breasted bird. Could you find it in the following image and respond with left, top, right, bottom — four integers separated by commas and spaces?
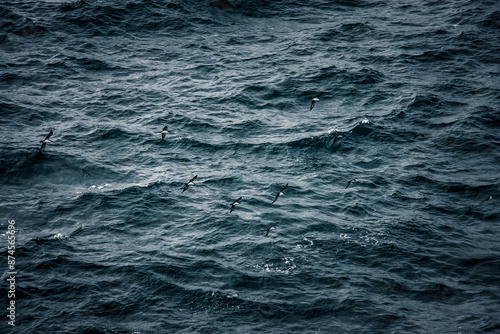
230, 196, 242, 213
182, 175, 197, 193
310, 97, 320, 110
158, 126, 169, 139
265, 222, 279, 237
272, 183, 288, 204
39, 129, 53, 152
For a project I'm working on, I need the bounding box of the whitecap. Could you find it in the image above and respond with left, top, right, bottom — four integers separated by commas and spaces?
48, 233, 68, 240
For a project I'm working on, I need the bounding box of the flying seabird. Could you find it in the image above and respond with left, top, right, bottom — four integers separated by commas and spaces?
272, 183, 288, 204
39, 129, 53, 152
158, 126, 169, 139
230, 196, 242, 213
265, 223, 279, 237
413, 134, 425, 139
310, 97, 320, 110
182, 175, 197, 193
479, 195, 492, 204
345, 179, 356, 189
333, 134, 343, 145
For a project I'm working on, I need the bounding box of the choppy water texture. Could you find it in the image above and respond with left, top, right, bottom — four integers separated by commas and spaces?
1, 0, 500, 333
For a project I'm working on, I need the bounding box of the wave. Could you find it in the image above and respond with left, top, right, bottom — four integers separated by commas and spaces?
328, 21, 374, 37
0, 5, 47, 37
0, 148, 121, 186
285, 119, 389, 152
468, 105, 500, 129
479, 10, 500, 29
2, 0, 195, 40
235, 0, 385, 19
59, 1, 190, 35
389, 93, 468, 130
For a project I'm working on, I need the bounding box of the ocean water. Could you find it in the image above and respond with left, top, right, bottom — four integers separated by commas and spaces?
1, 0, 499, 333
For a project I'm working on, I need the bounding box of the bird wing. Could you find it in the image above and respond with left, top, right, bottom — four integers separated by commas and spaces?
480, 196, 492, 204
39, 142, 46, 152
182, 183, 189, 192
272, 193, 280, 204
189, 175, 198, 183
45, 129, 53, 140
41, 129, 53, 142
163, 126, 168, 131
265, 223, 278, 236
272, 184, 287, 203
310, 100, 315, 110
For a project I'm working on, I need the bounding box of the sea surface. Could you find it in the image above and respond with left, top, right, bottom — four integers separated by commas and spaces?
1, 0, 499, 333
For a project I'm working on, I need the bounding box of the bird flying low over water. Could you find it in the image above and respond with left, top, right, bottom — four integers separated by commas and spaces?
272, 183, 288, 204
479, 195, 492, 204
345, 179, 356, 189
39, 129, 53, 152
158, 126, 169, 139
265, 223, 279, 237
333, 134, 342, 145
182, 175, 197, 193
230, 196, 242, 213
310, 97, 320, 110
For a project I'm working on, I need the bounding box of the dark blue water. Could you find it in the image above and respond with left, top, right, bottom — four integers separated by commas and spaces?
1, 0, 499, 333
